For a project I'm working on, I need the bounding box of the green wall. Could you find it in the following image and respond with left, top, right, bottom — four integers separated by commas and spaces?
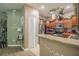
7, 9, 24, 45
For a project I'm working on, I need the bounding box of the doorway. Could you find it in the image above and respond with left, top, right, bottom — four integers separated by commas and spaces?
0, 3, 25, 55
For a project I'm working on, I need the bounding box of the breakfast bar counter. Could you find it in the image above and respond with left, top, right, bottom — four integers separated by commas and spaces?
38, 34, 79, 56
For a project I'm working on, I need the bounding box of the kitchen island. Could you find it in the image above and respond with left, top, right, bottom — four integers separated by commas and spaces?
38, 34, 79, 56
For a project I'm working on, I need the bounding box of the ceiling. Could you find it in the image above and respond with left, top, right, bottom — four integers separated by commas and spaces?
0, 3, 24, 11
0, 3, 74, 18
28, 3, 74, 18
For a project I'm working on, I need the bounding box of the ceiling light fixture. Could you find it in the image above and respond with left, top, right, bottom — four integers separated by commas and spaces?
41, 6, 45, 9
66, 5, 71, 9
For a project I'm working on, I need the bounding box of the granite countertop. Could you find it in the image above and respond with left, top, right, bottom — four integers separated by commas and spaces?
37, 34, 79, 47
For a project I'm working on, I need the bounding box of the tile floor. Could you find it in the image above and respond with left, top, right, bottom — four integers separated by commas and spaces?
0, 44, 40, 56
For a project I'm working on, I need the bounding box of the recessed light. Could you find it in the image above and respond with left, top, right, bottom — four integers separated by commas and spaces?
41, 6, 45, 9
66, 5, 71, 9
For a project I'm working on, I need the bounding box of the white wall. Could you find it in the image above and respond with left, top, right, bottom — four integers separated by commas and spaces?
28, 10, 39, 48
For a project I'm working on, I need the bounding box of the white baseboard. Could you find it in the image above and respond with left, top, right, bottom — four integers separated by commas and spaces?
8, 44, 20, 47
8, 44, 30, 51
